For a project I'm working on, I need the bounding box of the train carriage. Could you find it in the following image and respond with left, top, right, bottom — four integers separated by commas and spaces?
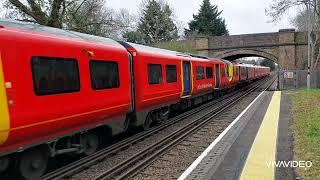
0, 19, 270, 180
222, 60, 238, 89
233, 64, 241, 85
252, 65, 270, 79
190, 58, 215, 96
0, 20, 132, 179
247, 65, 255, 80
118, 42, 184, 128
216, 62, 229, 89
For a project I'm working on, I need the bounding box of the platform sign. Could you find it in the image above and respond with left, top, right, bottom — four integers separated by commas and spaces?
284, 71, 294, 79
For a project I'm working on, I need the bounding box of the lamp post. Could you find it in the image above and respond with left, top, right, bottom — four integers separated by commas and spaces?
307, 1, 312, 89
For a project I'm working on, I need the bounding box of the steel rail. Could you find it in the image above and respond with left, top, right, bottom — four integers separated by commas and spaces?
41, 76, 274, 180
93, 76, 276, 180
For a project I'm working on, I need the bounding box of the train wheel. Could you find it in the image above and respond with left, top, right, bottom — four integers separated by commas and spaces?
0, 156, 9, 173
161, 112, 169, 122
82, 133, 99, 155
142, 114, 152, 130
18, 148, 48, 180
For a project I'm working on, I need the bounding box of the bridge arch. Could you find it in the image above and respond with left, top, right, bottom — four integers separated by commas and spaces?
214, 49, 278, 63
193, 29, 308, 69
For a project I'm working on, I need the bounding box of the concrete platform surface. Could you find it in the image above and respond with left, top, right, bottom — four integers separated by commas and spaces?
178, 91, 294, 180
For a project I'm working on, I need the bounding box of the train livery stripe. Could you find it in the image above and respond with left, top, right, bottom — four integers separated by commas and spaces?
4, 103, 130, 132
180, 61, 184, 96
190, 61, 194, 94
0, 52, 10, 145
142, 92, 181, 103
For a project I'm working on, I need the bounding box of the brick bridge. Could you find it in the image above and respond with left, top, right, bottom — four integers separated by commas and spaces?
193, 29, 308, 69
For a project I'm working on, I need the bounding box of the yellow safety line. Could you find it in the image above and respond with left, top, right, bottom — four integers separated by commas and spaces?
0, 52, 10, 145
240, 91, 281, 180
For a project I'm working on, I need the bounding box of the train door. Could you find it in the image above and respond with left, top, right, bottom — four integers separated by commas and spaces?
246, 67, 249, 80
128, 52, 135, 112
215, 64, 220, 88
182, 61, 191, 96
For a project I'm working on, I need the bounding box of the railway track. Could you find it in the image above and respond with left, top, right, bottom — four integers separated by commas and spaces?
41, 76, 275, 180
92, 77, 276, 180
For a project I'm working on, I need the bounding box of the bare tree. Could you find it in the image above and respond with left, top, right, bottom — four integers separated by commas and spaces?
291, 9, 310, 32
266, 0, 320, 70
4, 0, 66, 27
64, 0, 114, 36
114, 8, 138, 39
3, 0, 136, 39
266, 0, 316, 23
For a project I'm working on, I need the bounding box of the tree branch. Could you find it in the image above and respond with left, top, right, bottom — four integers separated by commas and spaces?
47, 0, 64, 27
8, 0, 46, 24
26, 0, 47, 21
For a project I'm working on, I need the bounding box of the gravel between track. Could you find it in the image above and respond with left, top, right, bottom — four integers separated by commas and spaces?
69, 94, 234, 180
70, 89, 263, 180
69, 78, 274, 180
132, 91, 262, 180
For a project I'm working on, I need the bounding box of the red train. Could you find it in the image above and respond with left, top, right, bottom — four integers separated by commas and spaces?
0, 19, 270, 179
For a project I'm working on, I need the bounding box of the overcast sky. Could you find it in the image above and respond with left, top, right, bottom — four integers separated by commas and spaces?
108, 0, 298, 35
0, 0, 298, 35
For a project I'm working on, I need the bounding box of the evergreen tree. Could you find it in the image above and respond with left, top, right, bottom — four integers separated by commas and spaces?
138, 0, 178, 44
123, 31, 146, 44
185, 0, 228, 37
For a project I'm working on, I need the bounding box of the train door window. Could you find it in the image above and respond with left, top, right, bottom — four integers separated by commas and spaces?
89, 60, 120, 90
241, 67, 246, 76
221, 66, 226, 77
148, 64, 162, 84
206, 67, 213, 79
166, 65, 177, 83
196, 66, 205, 80
31, 56, 80, 95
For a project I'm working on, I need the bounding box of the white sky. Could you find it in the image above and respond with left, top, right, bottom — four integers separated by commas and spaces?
0, 0, 299, 35
107, 0, 298, 35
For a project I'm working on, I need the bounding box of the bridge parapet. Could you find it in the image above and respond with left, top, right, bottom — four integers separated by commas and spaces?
209, 32, 279, 49
194, 29, 308, 70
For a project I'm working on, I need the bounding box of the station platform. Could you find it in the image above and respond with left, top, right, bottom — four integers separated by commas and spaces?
178, 90, 294, 180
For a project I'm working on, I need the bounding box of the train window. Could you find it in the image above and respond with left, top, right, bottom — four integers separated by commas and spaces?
241, 67, 247, 76
31, 57, 80, 95
206, 67, 213, 79
166, 65, 177, 83
148, 64, 162, 84
90, 60, 120, 90
196, 66, 205, 80
234, 67, 238, 76
221, 66, 226, 77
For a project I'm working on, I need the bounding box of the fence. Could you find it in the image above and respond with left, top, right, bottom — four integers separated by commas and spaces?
278, 70, 320, 90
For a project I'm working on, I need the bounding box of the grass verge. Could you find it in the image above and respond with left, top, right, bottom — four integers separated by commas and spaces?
290, 89, 320, 178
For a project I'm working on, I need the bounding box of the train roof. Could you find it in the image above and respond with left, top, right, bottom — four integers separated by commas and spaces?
0, 19, 266, 67
120, 42, 227, 63
235, 63, 270, 68
120, 41, 192, 58
0, 19, 123, 48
